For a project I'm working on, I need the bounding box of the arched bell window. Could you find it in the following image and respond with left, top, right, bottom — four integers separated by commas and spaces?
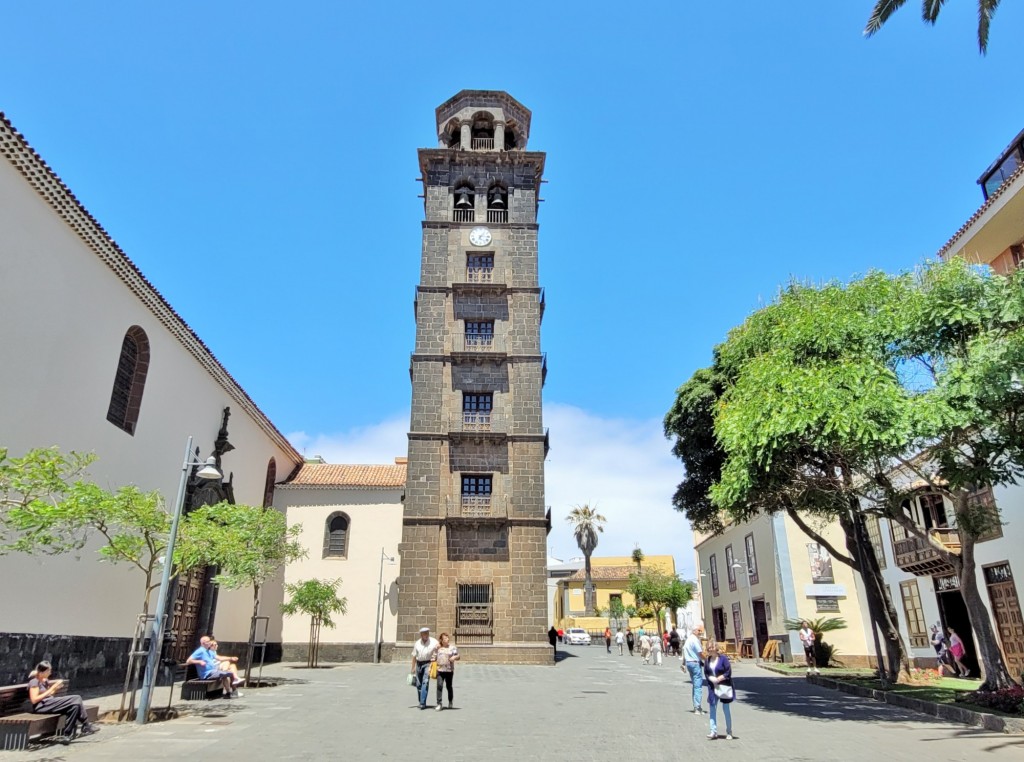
470, 111, 495, 150
106, 325, 150, 435
453, 181, 475, 223
487, 183, 508, 223
323, 512, 350, 558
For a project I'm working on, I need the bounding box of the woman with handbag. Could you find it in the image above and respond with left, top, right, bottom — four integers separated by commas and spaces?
433, 633, 460, 710
703, 640, 734, 740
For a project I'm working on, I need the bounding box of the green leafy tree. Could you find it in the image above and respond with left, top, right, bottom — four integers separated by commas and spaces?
4, 478, 174, 618
0, 446, 95, 548
627, 570, 694, 637
864, 0, 1002, 54
178, 501, 306, 678
566, 504, 606, 616
665, 276, 913, 683
666, 260, 1024, 689
280, 578, 347, 668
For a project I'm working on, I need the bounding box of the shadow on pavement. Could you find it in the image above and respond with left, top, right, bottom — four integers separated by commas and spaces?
736, 673, 955, 726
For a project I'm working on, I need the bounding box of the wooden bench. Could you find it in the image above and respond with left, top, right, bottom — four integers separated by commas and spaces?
180, 664, 223, 701
0, 683, 99, 751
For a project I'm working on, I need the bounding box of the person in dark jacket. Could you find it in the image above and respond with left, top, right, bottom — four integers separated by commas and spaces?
669, 628, 681, 657
626, 628, 635, 656
703, 640, 734, 740
548, 626, 558, 663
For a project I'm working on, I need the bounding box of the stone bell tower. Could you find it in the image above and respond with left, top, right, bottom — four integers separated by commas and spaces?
396, 91, 551, 664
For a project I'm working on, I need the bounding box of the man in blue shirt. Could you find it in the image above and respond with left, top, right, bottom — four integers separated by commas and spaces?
682, 625, 705, 714
187, 635, 237, 698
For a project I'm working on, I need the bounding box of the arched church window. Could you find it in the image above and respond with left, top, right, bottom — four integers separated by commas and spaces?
323, 512, 350, 558
263, 458, 277, 507
106, 325, 150, 435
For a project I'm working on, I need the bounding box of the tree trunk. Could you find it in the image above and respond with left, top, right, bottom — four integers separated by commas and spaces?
840, 510, 910, 682
584, 553, 596, 616
958, 532, 1017, 690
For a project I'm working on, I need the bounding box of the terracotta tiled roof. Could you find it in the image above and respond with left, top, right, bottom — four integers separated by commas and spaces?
566, 565, 637, 582
0, 112, 301, 465
281, 463, 407, 489
937, 161, 1024, 259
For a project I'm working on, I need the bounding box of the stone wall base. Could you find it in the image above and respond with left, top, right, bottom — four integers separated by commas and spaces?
282, 642, 399, 664
280, 642, 552, 665
0, 632, 283, 688
455, 643, 553, 665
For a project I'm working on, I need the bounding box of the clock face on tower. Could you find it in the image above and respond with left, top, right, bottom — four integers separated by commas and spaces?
469, 227, 492, 247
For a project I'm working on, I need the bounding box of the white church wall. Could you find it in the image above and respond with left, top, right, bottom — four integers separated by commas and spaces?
0, 117, 301, 683
275, 486, 404, 661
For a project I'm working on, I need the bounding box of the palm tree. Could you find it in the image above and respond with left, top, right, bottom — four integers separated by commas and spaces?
864, 0, 1002, 54
631, 546, 644, 574
566, 504, 606, 616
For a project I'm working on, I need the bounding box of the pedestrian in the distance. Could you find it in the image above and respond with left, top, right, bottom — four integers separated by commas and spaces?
615, 629, 625, 655
947, 627, 970, 677
798, 620, 818, 675
651, 630, 663, 665
703, 640, 735, 740
433, 633, 459, 710
626, 628, 635, 656
663, 630, 671, 655
682, 624, 705, 714
548, 626, 558, 663
604, 627, 612, 653
669, 628, 681, 658
640, 632, 652, 664
410, 626, 439, 709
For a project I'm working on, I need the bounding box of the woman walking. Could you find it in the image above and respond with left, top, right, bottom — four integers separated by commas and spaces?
947, 627, 970, 678
703, 640, 734, 740
434, 633, 460, 710
626, 628, 635, 656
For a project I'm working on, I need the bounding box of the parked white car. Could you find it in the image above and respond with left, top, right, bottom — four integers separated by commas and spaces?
565, 628, 591, 645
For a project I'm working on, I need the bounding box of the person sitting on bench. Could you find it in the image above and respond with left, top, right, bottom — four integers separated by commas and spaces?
208, 640, 244, 687
27, 661, 99, 739
186, 636, 239, 698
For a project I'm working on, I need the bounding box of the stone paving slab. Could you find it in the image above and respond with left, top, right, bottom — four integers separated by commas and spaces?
5, 647, 1023, 761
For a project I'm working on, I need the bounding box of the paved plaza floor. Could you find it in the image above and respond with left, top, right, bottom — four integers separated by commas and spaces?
8, 645, 1023, 761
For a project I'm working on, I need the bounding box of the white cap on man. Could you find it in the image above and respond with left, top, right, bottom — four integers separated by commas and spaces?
419, 627, 430, 633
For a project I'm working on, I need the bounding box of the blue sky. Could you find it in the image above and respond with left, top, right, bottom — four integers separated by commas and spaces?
5, 2, 1023, 574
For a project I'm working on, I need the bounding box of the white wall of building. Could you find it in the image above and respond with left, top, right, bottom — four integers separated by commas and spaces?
275, 486, 404, 646
0, 124, 301, 644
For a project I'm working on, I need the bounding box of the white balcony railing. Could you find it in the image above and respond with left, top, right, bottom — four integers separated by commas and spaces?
449, 411, 506, 434
486, 209, 508, 223
454, 333, 505, 353
453, 208, 475, 223
472, 137, 494, 151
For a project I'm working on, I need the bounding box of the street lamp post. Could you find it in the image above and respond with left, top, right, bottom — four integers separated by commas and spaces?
732, 558, 759, 663
373, 547, 396, 664
136, 436, 221, 725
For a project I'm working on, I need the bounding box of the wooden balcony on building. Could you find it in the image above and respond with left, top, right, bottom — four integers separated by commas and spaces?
452, 333, 506, 356
893, 528, 961, 577
448, 411, 507, 437
447, 495, 509, 522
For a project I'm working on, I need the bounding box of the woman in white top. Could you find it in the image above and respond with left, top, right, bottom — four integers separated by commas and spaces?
615, 629, 625, 656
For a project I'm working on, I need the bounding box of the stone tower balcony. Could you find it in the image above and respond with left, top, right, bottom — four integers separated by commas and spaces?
435, 90, 532, 152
